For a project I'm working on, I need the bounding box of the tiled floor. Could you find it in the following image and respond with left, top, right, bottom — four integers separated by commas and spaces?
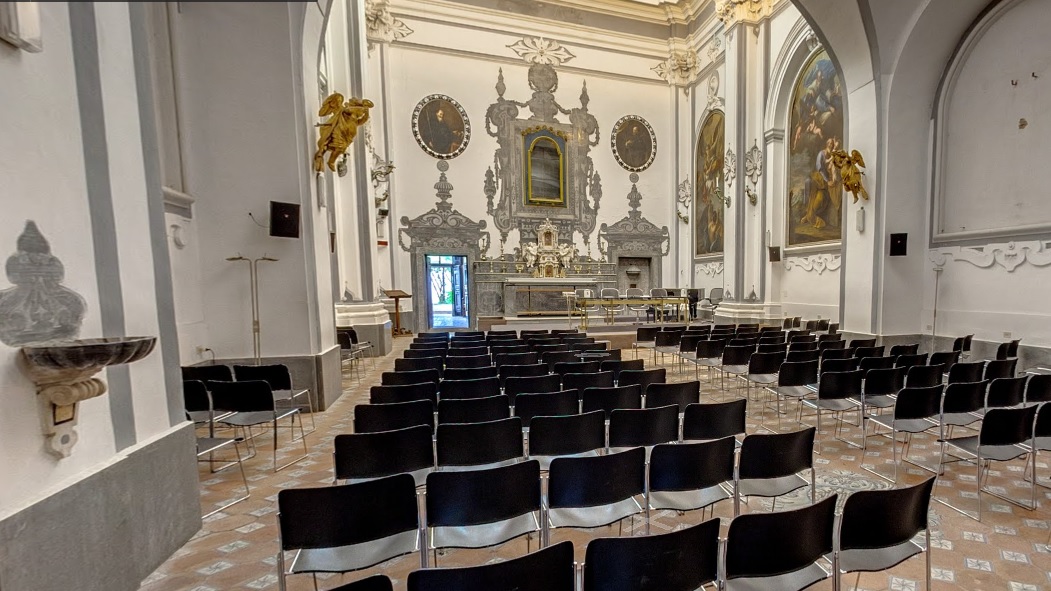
140, 341, 1051, 591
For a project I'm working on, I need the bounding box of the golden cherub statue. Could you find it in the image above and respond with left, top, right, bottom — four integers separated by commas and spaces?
831, 149, 869, 203
313, 93, 374, 173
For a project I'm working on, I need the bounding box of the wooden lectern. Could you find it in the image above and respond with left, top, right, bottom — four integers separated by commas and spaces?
383, 289, 412, 336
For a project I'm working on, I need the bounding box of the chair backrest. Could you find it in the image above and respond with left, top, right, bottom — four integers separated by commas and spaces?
599, 359, 644, 380
818, 339, 845, 351
278, 474, 418, 553
996, 339, 1021, 360
445, 354, 492, 369
819, 348, 851, 362
723, 495, 837, 582
581, 385, 643, 418
419, 331, 450, 339
859, 356, 895, 372
182, 364, 233, 383
394, 356, 444, 374
548, 447, 646, 510
404, 348, 448, 359
785, 349, 820, 363
853, 345, 885, 359
840, 478, 935, 552
818, 333, 842, 343
654, 331, 681, 348
889, 343, 919, 357
382, 368, 440, 386
599, 287, 620, 299
499, 363, 549, 382
649, 437, 736, 495
928, 350, 960, 371
696, 339, 727, 360
563, 371, 615, 396
820, 356, 860, 374
748, 351, 785, 375
582, 519, 720, 591
553, 360, 601, 376
438, 394, 510, 424
979, 405, 1037, 446
436, 417, 524, 467
778, 360, 818, 387
722, 344, 755, 366
1026, 374, 1051, 404
529, 410, 606, 458
440, 376, 500, 400
370, 382, 438, 407
207, 380, 274, 413
707, 288, 724, 303
447, 345, 488, 356
425, 460, 541, 531
849, 338, 877, 348
514, 390, 578, 426
738, 427, 815, 480
333, 425, 435, 482
986, 376, 1027, 409
947, 361, 984, 384
649, 288, 667, 298
494, 351, 539, 367
892, 385, 943, 421
818, 369, 864, 400
409, 342, 448, 351
505, 373, 562, 402
895, 352, 929, 369
682, 399, 747, 441
521, 329, 550, 337
331, 575, 394, 591
790, 341, 819, 352
354, 400, 434, 434
490, 344, 529, 356
679, 334, 707, 354
616, 368, 667, 390
756, 342, 788, 354
645, 381, 700, 412
984, 358, 1017, 380
1036, 402, 1051, 438
608, 405, 679, 448
863, 366, 905, 396
941, 380, 988, 414
542, 350, 577, 370
905, 364, 943, 388
183, 380, 210, 414
443, 366, 499, 381
407, 540, 575, 591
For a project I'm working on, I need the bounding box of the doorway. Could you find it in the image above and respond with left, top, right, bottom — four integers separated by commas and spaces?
425, 255, 469, 328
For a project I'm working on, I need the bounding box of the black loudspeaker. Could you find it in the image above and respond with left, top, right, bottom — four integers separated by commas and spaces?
269, 201, 301, 238
889, 233, 908, 257
768, 246, 781, 262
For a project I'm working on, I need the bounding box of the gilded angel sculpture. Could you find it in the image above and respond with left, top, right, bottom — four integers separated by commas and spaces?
313, 93, 374, 173
831, 149, 869, 203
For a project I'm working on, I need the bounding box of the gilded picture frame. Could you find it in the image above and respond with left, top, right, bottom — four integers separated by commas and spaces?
412, 94, 471, 160
523, 127, 568, 207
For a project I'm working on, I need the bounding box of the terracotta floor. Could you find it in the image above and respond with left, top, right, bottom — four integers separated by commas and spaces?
140, 341, 1051, 591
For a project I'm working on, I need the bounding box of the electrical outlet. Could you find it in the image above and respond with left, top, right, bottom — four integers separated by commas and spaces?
817, 314, 822, 320
195, 345, 207, 356
1003, 331, 1012, 339
925, 324, 933, 330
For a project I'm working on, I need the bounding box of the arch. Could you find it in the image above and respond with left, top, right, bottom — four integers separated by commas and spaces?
764, 15, 816, 133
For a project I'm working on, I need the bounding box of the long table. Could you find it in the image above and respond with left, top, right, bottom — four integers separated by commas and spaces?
575, 296, 690, 329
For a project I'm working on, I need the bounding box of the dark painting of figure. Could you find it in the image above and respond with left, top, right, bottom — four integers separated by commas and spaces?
613, 117, 654, 170
695, 111, 725, 257
417, 98, 466, 157
787, 50, 844, 246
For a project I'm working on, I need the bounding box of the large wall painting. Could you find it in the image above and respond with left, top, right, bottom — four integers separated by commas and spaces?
787, 50, 844, 247
694, 110, 725, 257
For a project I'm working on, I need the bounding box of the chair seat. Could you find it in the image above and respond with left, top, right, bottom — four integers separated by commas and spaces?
862, 394, 896, 409
438, 457, 522, 473
723, 364, 748, 376
196, 437, 238, 456
547, 496, 643, 529
188, 410, 213, 424
747, 374, 779, 385
649, 484, 731, 512
697, 358, 722, 368
679, 352, 698, 361
944, 435, 1030, 462
800, 398, 857, 412
868, 415, 936, 434
1034, 435, 1051, 451
941, 411, 982, 427
222, 409, 298, 427
529, 449, 602, 472
347, 467, 432, 489
635, 343, 656, 349
737, 473, 808, 499
838, 538, 924, 575
725, 560, 830, 591
273, 388, 309, 402
777, 385, 814, 399
288, 529, 419, 574
431, 511, 539, 550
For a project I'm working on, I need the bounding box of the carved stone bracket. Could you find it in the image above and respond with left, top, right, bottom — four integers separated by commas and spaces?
652, 49, 700, 92
929, 240, 1051, 272
784, 253, 841, 275
705, 73, 724, 113
364, 0, 413, 50
724, 147, 737, 192
676, 179, 691, 224
716, 0, 772, 28
744, 141, 762, 206
697, 262, 725, 276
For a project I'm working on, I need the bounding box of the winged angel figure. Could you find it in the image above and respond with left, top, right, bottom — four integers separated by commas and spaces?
831, 149, 869, 203
314, 93, 374, 172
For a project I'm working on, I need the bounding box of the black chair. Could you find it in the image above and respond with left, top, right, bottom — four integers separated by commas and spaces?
563, 371, 614, 398
764, 359, 818, 430
546, 447, 647, 536
406, 540, 575, 591
419, 331, 450, 339
440, 376, 500, 400
404, 347, 448, 359
209, 380, 308, 471
425, 460, 541, 563
895, 352, 929, 369
490, 345, 530, 357
648, 437, 736, 517
382, 369, 440, 386
986, 376, 1026, 409
836, 478, 936, 591
800, 369, 864, 451
644, 380, 700, 413
995, 338, 1021, 360
582, 519, 720, 591
541, 350, 577, 371
499, 363, 550, 387
233, 363, 316, 433
682, 399, 746, 442
786, 349, 820, 363
443, 366, 498, 381
436, 417, 523, 470
862, 385, 943, 483
600, 358, 644, 382
369, 382, 438, 407
947, 361, 984, 384
354, 400, 434, 434
861, 366, 905, 414
528, 411, 606, 471
951, 334, 973, 355
690, 339, 727, 381
514, 390, 578, 427
277, 475, 422, 589
182, 364, 233, 383
849, 338, 876, 348
1026, 374, 1051, 404
722, 495, 837, 591
553, 360, 601, 377
984, 358, 1017, 380
445, 354, 492, 369
905, 364, 943, 388
616, 368, 666, 392
852, 346, 884, 359
859, 356, 895, 371
633, 326, 660, 359
494, 351, 539, 367
333, 425, 435, 486
889, 343, 919, 357
504, 373, 562, 404
735, 427, 816, 515
438, 395, 510, 424
447, 346, 488, 357
183, 379, 220, 427
939, 380, 988, 436
581, 385, 643, 419
928, 350, 960, 372
394, 356, 444, 374
718, 344, 755, 392
608, 405, 678, 452
331, 575, 393, 591
819, 354, 857, 373
819, 340, 848, 352
743, 351, 784, 399
521, 329, 551, 338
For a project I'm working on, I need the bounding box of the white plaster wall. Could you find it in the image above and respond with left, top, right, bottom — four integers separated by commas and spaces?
165, 211, 208, 363
779, 259, 839, 320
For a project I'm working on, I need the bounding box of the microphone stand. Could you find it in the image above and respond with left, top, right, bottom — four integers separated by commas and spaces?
226, 254, 279, 364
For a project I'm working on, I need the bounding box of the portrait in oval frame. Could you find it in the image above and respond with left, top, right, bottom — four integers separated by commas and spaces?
611, 115, 656, 172
412, 94, 471, 159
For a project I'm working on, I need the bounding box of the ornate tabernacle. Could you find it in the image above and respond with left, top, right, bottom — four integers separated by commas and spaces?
521, 219, 578, 278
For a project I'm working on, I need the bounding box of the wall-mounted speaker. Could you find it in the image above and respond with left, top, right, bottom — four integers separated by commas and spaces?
768, 246, 781, 262
270, 201, 301, 238
889, 233, 908, 257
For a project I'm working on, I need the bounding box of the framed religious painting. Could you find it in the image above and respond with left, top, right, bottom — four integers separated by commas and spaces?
611, 115, 656, 172
523, 126, 568, 207
694, 110, 725, 257
786, 50, 844, 247
412, 94, 471, 159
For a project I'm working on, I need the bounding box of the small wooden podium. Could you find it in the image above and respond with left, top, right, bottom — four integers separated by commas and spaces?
383, 289, 412, 336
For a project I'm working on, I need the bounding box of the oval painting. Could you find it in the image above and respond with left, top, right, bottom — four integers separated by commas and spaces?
412, 94, 471, 159
611, 115, 656, 172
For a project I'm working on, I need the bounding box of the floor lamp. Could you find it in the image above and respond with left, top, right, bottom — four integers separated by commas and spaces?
226, 254, 279, 364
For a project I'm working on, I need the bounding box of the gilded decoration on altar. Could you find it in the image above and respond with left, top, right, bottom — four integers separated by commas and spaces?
520, 219, 577, 278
